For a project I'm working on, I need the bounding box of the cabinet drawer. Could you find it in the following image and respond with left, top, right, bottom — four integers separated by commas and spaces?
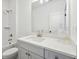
18, 41, 44, 57
45, 49, 76, 59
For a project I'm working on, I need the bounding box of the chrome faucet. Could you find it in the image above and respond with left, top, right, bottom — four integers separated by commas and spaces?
37, 30, 43, 37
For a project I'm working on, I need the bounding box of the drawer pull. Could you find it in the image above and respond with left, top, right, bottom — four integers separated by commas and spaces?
8, 39, 12, 41
25, 52, 30, 56
25, 52, 28, 55
55, 56, 59, 59
28, 53, 30, 56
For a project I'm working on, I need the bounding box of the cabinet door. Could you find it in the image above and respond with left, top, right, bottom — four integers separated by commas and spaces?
18, 47, 28, 59
45, 49, 75, 59
29, 51, 44, 59
45, 49, 55, 59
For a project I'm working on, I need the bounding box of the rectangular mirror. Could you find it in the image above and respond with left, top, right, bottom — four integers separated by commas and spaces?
31, 0, 70, 38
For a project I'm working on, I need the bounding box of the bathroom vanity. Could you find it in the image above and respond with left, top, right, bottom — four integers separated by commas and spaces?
17, 0, 77, 58
17, 35, 76, 59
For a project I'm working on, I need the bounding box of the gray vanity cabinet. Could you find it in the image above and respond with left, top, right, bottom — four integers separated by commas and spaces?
45, 49, 75, 59
18, 41, 76, 59
18, 47, 44, 59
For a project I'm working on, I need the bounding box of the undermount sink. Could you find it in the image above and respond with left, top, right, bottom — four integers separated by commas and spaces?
27, 36, 45, 42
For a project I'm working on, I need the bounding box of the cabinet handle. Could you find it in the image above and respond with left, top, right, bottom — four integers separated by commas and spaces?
25, 52, 28, 55
28, 53, 30, 56
25, 52, 30, 56
8, 39, 12, 41
4, 27, 10, 30
55, 56, 59, 59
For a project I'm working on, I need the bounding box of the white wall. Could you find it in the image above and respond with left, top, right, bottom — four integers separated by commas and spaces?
8, 0, 16, 43
3, 0, 32, 47
2, 0, 9, 47
70, 0, 77, 44
16, 0, 32, 38
2, 0, 16, 47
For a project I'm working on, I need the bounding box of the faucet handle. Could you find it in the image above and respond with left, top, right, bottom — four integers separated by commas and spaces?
40, 30, 44, 33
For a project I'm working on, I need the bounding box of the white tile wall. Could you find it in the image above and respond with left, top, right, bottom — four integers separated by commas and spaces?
2, 0, 16, 48
2, 0, 10, 47
9, 0, 17, 44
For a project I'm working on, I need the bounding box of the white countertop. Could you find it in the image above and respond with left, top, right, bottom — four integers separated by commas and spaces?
18, 35, 77, 58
